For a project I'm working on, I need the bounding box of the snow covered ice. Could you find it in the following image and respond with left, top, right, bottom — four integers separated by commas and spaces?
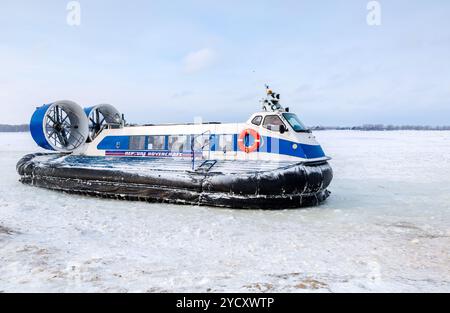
1, 131, 449, 292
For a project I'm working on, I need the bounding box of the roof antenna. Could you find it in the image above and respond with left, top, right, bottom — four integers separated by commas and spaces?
262, 84, 285, 112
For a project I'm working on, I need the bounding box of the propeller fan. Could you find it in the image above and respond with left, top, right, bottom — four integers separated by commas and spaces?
85, 104, 122, 142
30, 100, 89, 152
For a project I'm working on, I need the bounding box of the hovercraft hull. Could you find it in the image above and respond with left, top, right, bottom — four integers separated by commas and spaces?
17, 153, 332, 209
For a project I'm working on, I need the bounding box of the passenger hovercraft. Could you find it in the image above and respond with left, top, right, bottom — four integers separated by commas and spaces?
17, 87, 333, 209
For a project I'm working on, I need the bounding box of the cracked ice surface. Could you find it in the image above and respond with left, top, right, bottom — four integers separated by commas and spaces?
1, 131, 449, 292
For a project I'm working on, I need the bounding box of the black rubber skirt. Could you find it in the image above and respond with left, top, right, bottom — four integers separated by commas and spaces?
16, 153, 333, 209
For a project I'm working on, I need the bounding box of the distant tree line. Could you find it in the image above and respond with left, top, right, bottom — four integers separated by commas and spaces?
1, 123, 450, 133
0, 124, 29, 132
311, 124, 450, 131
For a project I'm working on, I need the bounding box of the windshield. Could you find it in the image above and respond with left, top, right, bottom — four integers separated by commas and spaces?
282, 113, 309, 132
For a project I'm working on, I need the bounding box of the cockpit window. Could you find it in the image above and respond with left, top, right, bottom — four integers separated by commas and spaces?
282, 113, 309, 132
263, 115, 285, 132
251, 116, 262, 126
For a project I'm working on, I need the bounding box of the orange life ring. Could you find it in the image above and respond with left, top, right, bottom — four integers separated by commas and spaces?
238, 129, 261, 153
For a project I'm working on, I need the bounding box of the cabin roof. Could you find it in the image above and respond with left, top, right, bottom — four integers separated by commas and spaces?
127, 122, 222, 127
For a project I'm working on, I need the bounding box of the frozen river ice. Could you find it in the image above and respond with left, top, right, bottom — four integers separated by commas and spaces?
0, 131, 449, 292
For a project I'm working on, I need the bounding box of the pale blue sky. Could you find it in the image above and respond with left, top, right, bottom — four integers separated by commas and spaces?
1, 0, 449, 125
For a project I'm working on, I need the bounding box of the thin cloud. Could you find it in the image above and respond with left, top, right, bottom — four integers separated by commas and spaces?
182, 48, 216, 73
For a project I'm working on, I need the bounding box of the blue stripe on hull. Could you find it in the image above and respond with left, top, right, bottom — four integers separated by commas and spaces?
98, 135, 326, 159
98, 136, 130, 150
277, 137, 325, 159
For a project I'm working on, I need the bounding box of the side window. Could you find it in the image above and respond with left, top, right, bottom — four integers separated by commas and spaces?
218, 134, 234, 152
192, 134, 211, 151
129, 136, 146, 150
147, 135, 165, 150
168, 135, 191, 152
263, 115, 285, 131
251, 116, 262, 126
